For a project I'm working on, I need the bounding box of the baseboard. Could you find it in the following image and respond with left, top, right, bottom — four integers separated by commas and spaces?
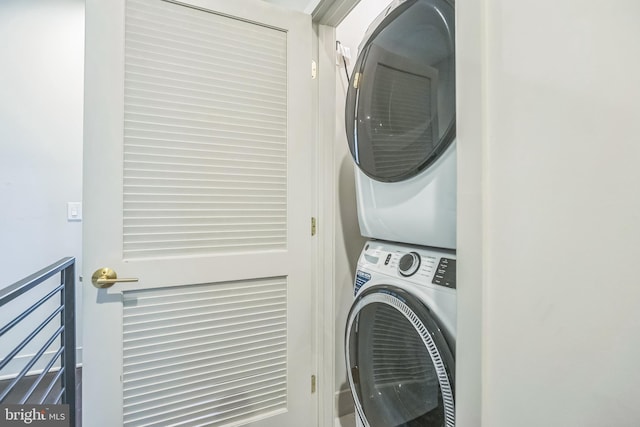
0, 347, 82, 381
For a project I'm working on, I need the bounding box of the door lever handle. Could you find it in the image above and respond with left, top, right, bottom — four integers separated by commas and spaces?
91, 268, 138, 289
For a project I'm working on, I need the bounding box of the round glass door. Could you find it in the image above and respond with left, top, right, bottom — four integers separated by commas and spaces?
345, 0, 455, 182
346, 286, 455, 427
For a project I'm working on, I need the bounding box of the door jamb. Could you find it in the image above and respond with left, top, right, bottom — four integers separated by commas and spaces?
312, 1, 364, 424
312, 22, 339, 427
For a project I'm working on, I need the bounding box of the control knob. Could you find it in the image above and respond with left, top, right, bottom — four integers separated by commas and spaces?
398, 252, 421, 277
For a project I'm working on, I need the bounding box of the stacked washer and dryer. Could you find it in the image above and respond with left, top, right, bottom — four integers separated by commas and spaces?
343, 0, 457, 426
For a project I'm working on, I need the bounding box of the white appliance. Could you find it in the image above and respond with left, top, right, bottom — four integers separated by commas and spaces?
346, 240, 456, 427
345, 0, 456, 249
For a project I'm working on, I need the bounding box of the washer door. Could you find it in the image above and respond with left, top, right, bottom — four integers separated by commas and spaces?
345, 0, 455, 183
346, 286, 455, 427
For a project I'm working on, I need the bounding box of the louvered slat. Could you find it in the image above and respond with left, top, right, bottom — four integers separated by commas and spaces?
123, 0, 288, 260
122, 276, 288, 426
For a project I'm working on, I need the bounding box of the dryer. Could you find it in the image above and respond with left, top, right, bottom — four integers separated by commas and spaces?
345, 0, 456, 249
346, 240, 456, 427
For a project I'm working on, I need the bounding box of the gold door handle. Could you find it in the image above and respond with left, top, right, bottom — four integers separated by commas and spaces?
91, 268, 138, 289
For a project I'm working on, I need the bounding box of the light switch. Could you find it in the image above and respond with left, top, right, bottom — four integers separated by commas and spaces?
67, 202, 82, 221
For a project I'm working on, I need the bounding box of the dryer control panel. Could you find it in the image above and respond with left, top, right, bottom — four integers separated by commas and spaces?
358, 241, 456, 289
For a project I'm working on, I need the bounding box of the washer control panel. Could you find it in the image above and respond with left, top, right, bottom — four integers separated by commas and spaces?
358, 241, 456, 289
433, 257, 456, 289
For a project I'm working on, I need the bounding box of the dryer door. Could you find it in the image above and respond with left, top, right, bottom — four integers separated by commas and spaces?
346, 286, 455, 427
345, 0, 455, 183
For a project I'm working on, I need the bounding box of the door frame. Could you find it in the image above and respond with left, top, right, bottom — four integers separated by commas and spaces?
311, 1, 364, 424
312, 21, 338, 427
314, 0, 487, 425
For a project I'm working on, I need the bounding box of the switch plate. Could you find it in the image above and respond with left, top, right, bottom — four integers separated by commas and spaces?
67, 202, 82, 221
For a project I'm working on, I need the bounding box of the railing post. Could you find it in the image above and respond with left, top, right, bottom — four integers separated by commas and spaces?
61, 263, 76, 427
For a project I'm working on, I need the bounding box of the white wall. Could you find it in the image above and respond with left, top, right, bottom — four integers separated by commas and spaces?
334, 0, 388, 416
458, 0, 640, 425
0, 0, 84, 376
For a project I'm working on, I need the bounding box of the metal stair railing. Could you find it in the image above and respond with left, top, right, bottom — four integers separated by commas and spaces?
0, 257, 76, 426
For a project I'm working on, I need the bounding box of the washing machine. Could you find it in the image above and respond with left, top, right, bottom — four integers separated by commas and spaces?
345, 0, 456, 249
346, 240, 456, 427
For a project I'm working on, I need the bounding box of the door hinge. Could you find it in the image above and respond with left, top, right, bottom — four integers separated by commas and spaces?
311, 60, 317, 79
311, 374, 317, 393
311, 217, 317, 236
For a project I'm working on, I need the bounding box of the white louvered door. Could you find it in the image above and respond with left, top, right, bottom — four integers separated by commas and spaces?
82, 1, 314, 426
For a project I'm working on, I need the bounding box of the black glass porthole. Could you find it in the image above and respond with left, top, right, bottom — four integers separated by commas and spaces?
345, 0, 456, 182
346, 286, 455, 427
